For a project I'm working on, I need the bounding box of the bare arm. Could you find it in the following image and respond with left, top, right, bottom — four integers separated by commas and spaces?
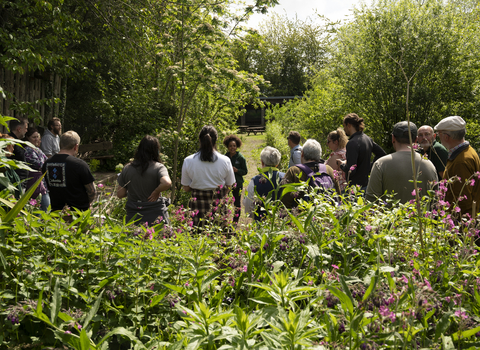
148, 176, 172, 202
84, 182, 96, 204
326, 154, 342, 171
117, 186, 127, 199
183, 185, 192, 192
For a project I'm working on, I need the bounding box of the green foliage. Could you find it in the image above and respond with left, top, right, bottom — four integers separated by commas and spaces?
265, 120, 290, 170
267, 0, 480, 151
232, 12, 332, 96
3, 183, 480, 349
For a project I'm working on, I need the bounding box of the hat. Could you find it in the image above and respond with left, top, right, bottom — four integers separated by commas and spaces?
393, 121, 417, 139
434, 116, 466, 131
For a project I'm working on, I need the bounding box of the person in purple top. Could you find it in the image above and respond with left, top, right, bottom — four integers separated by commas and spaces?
24, 127, 50, 211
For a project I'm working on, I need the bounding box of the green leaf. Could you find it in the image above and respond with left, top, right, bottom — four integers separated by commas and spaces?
80, 329, 91, 350
287, 210, 305, 233
452, 325, 480, 341
362, 273, 378, 302
3, 172, 45, 222
83, 291, 103, 330
97, 327, 146, 349
435, 312, 452, 341
95, 274, 121, 293
327, 286, 353, 316
149, 290, 168, 308
50, 278, 61, 324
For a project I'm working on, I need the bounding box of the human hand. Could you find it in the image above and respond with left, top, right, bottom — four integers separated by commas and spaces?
233, 166, 238, 172
148, 189, 161, 202
336, 159, 346, 167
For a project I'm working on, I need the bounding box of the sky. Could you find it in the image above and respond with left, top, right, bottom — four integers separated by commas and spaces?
246, 0, 372, 29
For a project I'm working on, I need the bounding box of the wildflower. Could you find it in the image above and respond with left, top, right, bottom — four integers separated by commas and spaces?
185, 282, 189, 287
182, 310, 187, 315
470, 179, 476, 186
243, 265, 248, 272
413, 251, 419, 258
349, 164, 357, 171
98, 184, 104, 189
65, 330, 72, 334
332, 264, 339, 270
454, 206, 461, 213
365, 225, 372, 232
401, 275, 408, 284
29, 199, 38, 206
455, 310, 468, 320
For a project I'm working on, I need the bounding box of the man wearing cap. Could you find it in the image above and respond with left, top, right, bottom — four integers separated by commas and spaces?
435, 116, 480, 216
416, 125, 448, 180
366, 121, 437, 204
287, 131, 303, 168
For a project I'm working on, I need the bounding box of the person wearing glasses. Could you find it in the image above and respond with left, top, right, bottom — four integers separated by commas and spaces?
325, 128, 348, 191
435, 116, 480, 217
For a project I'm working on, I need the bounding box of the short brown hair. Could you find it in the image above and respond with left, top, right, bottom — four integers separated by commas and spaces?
287, 131, 301, 145
223, 134, 242, 148
60, 131, 80, 150
343, 113, 365, 132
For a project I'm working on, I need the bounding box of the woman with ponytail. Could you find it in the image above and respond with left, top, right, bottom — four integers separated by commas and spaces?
181, 125, 235, 228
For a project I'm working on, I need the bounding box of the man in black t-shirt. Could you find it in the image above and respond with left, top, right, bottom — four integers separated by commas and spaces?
42, 131, 96, 211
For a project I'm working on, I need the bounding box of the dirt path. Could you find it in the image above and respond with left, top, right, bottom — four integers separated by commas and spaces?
238, 134, 266, 226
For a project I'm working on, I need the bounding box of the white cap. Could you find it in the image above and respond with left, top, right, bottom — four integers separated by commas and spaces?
434, 116, 466, 131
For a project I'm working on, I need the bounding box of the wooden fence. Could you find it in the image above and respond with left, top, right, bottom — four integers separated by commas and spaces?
0, 66, 62, 131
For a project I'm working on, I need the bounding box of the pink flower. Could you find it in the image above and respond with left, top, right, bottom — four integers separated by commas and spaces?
413, 251, 419, 258
65, 330, 72, 334
29, 199, 38, 206
365, 225, 372, 232
349, 164, 357, 172
98, 184, 104, 189
470, 179, 475, 186
455, 310, 468, 320
454, 206, 461, 213
411, 189, 416, 196
243, 265, 248, 272
332, 264, 339, 270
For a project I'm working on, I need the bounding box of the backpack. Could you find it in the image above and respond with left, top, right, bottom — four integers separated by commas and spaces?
296, 163, 335, 191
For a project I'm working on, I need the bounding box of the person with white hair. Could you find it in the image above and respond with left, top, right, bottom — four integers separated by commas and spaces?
243, 146, 285, 221
281, 139, 339, 208
435, 116, 480, 216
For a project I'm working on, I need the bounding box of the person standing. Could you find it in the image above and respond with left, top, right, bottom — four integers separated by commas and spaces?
337, 113, 386, 190
415, 125, 448, 180
181, 126, 235, 228
435, 116, 480, 216
42, 131, 96, 211
366, 121, 437, 204
7, 117, 29, 182
117, 135, 172, 225
325, 128, 348, 191
41, 118, 62, 158
24, 127, 50, 211
223, 135, 248, 224
287, 131, 303, 168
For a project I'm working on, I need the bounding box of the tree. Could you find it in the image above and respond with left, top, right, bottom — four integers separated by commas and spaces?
232, 12, 332, 96
266, 0, 480, 153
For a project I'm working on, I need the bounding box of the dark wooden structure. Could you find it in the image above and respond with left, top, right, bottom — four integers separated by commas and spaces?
238, 96, 302, 127
0, 66, 63, 131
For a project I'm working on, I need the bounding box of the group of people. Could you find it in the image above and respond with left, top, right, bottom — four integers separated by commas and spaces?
240, 113, 479, 222
2, 117, 97, 213
2, 112, 479, 227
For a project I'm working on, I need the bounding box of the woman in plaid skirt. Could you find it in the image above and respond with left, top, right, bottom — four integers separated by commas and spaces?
181, 125, 236, 228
